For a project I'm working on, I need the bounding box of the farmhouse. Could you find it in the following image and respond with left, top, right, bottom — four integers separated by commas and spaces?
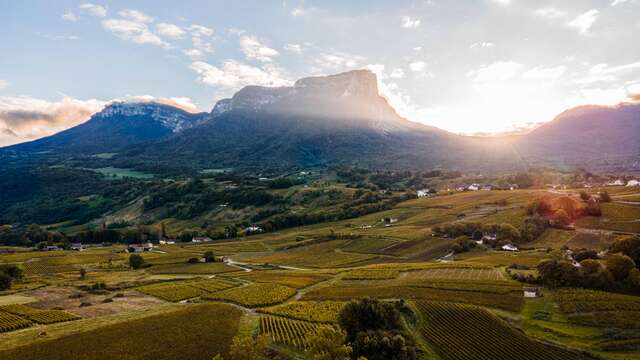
70, 243, 85, 251
159, 239, 176, 245
128, 243, 153, 252
467, 184, 480, 191
523, 287, 541, 298
192, 237, 213, 243
501, 244, 519, 252
244, 225, 263, 234
607, 179, 624, 186
43, 245, 62, 251
627, 180, 640, 187
417, 189, 434, 198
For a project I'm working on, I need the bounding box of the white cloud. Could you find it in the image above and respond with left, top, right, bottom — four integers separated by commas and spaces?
470, 42, 495, 49
413, 46, 422, 51
523, 65, 567, 80
156, 23, 185, 39
470, 61, 524, 82
627, 83, 640, 100
315, 52, 365, 70
190, 60, 291, 89
61, 10, 77, 22
566, 9, 599, 34
291, 8, 305, 16
491, 0, 511, 5
189, 24, 214, 37
183, 48, 204, 60
191, 37, 214, 54
79, 3, 107, 17
125, 95, 199, 113
102, 19, 169, 48
390, 68, 405, 78
284, 43, 302, 54
612, 0, 631, 6
0, 80, 8, 89
409, 61, 426, 72
533, 8, 566, 19
568, 87, 628, 106
0, 96, 107, 146
119, 9, 153, 23
240, 36, 279, 62
401, 16, 421, 28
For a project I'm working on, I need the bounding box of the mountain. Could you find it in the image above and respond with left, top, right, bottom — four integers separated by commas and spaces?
2, 102, 207, 154
515, 103, 640, 172
121, 70, 479, 170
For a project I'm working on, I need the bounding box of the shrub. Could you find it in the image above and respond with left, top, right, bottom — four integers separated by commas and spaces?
129, 254, 145, 269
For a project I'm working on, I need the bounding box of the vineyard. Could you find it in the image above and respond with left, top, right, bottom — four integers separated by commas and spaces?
259, 301, 344, 323
236, 271, 331, 289
203, 283, 297, 307
0, 311, 33, 333
401, 267, 505, 281
554, 288, 640, 329
137, 278, 239, 302
0, 305, 79, 325
415, 301, 593, 360
342, 269, 400, 280
259, 315, 331, 349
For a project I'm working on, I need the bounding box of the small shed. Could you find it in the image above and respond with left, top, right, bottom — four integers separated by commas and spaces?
523, 287, 542, 298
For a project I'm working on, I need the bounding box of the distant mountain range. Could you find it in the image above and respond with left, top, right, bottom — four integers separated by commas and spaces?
2, 70, 638, 173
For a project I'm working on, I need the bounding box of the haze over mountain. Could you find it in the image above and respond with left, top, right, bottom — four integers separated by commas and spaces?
1, 69, 638, 173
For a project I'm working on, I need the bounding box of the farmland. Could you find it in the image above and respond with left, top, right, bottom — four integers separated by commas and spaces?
0, 187, 639, 359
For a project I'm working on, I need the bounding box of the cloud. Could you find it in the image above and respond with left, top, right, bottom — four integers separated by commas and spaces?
102, 19, 169, 48
469, 42, 495, 49
61, 10, 77, 22
566, 9, 599, 34
119, 9, 154, 23
0, 96, 106, 146
79, 3, 107, 17
240, 36, 279, 62
314, 52, 365, 70
611, 0, 631, 6
470, 61, 524, 82
533, 8, 565, 19
291, 8, 305, 16
190, 60, 291, 90
409, 61, 426, 72
390, 68, 405, 78
38, 33, 80, 41
284, 43, 302, 54
189, 24, 214, 37
401, 16, 421, 28
491, 0, 511, 5
627, 83, 640, 101
183, 48, 204, 60
0, 80, 8, 89
156, 23, 185, 39
125, 95, 200, 113
523, 65, 567, 80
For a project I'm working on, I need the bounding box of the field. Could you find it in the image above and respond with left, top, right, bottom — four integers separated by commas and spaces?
554, 288, 640, 329
137, 278, 238, 302
415, 301, 593, 360
0, 305, 80, 325
0, 312, 32, 333
401, 267, 505, 281
90, 167, 154, 179
0, 303, 242, 360
235, 271, 331, 289
259, 315, 331, 349
259, 301, 344, 323
203, 283, 297, 307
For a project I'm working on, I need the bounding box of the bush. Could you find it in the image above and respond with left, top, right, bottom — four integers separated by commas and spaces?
188, 257, 200, 264
129, 254, 145, 269
599, 191, 612, 203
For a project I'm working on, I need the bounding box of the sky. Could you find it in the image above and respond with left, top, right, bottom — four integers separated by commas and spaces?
1, 0, 639, 146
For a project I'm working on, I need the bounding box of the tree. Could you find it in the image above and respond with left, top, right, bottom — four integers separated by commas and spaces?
338, 298, 402, 341
606, 254, 636, 282
599, 191, 612, 203
579, 191, 591, 202
551, 209, 571, 228
129, 254, 145, 269
537, 259, 581, 288
307, 327, 352, 360
574, 249, 598, 262
610, 235, 640, 265
0, 272, 12, 291
228, 335, 270, 360
204, 251, 216, 263
352, 330, 416, 360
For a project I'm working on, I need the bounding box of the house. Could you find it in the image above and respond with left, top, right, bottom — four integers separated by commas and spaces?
192, 237, 213, 243
437, 251, 454, 263
417, 189, 434, 198
467, 184, 480, 191
607, 179, 624, 186
382, 217, 398, 224
244, 225, 263, 234
159, 239, 176, 245
43, 245, 62, 251
128, 243, 153, 253
70, 243, 85, 251
627, 180, 640, 187
481, 184, 493, 191
501, 244, 519, 252
482, 234, 497, 242
523, 287, 541, 298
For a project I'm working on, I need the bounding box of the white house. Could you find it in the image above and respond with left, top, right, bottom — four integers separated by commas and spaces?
627, 180, 640, 187
468, 184, 480, 191
523, 287, 541, 298
70, 243, 85, 251
501, 244, 519, 252
245, 225, 263, 234
159, 239, 176, 245
128, 243, 153, 253
607, 179, 624, 186
192, 237, 213, 243
43, 245, 62, 251
417, 189, 433, 198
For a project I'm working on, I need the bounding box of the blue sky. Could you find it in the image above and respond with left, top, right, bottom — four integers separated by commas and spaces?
1, 0, 639, 145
